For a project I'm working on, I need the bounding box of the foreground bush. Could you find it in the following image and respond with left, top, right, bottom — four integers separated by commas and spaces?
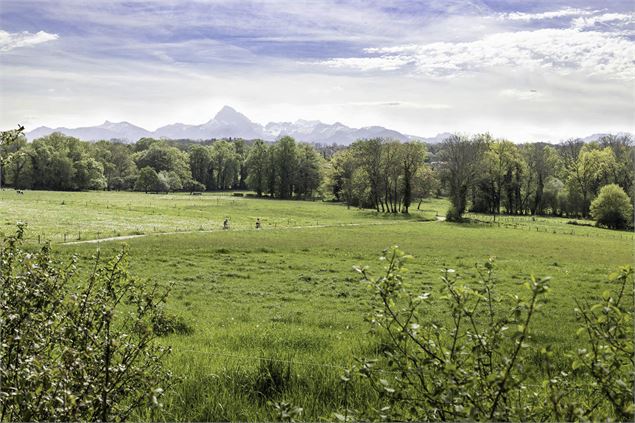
350, 247, 633, 421
0, 225, 171, 421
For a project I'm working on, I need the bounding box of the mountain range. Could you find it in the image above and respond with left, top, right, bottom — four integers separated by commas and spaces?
26, 106, 450, 145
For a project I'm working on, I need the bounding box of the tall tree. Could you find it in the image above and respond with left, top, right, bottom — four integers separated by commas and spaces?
522, 143, 559, 215
351, 138, 384, 211
441, 134, 487, 220
381, 140, 402, 213
93, 141, 138, 190
274, 136, 298, 199
400, 141, 427, 214
134, 142, 191, 182
189, 145, 213, 189
245, 140, 269, 196
599, 134, 634, 198
295, 143, 322, 199
134, 167, 160, 193
565, 145, 616, 217
210, 140, 238, 190
330, 149, 357, 208
233, 139, 249, 189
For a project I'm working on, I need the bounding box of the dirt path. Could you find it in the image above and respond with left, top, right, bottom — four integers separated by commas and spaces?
62, 219, 440, 246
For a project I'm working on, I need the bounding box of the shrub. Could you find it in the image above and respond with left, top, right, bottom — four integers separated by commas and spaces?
572, 266, 634, 418
445, 205, 462, 222
151, 310, 194, 336
183, 179, 206, 193
0, 224, 172, 421
351, 247, 634, 421
591, 184, 633, 229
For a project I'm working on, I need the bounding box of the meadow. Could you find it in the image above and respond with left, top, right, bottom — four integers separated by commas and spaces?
1, 190, 633, 420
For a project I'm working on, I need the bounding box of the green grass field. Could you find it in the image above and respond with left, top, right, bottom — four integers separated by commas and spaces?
1, 190, 633, 420
0, 190, 442, 243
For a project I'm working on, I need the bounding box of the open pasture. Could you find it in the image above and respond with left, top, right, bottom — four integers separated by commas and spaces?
1, 191, 633, 420
0, 190, 442, 243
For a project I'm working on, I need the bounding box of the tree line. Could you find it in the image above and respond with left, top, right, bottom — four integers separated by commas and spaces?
1, 133, 323, 199
1, 128, 633, 225
328, 138, 437, 213
440, 133, 634, 225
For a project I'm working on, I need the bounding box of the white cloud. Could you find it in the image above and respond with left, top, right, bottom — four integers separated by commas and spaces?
499, 8, 596, 21
0, 30, 58, 52
500, 88, 545, 101
345, 100, 451, 109
319, 56, 413, 71
321, 29, 635, 80
1, 2, 633, 142
572, 12, 634, 31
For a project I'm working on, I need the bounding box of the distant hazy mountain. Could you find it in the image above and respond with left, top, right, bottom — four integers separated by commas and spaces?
24, 109, 631, 145
153, 106, 264, 140
416, 132, 453, 144
581, 132, 632, 143
27, 121, 151, 143
26, 105, 443, 144
264, 119, 416, 144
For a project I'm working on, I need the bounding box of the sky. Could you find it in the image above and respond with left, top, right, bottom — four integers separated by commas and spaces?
0, 0, 633, 142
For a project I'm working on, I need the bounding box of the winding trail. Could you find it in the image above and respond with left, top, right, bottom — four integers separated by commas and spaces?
62, 218, 443, 246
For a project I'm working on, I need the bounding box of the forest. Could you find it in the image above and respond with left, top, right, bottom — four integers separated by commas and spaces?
1, 129, 633, 225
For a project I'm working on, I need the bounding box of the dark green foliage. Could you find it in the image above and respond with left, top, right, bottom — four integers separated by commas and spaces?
253, 357, 293, 401
134, 142, 190, 180
0, 225, 172, 421
33, 134, 107, 190
244, 137, 323, 199
275, 136, 298, 199
445, 204, 462, 222
134, 166, 161, 193
93, 141, 138, 190
184, 179, 206, 192
329, 138, 429, 213
245, 140, 269, 196
295, 143, 322, 199
352, 247, 634, 421
188, 144, 214, 189
438, 134, 634, 220
210, 140, 239, 190
151, 311, 194, 336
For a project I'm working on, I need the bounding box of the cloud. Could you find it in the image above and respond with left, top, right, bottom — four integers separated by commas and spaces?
1, 1, 633, 141
499, 8, 596, 21
572, 12, 634, 32
0, 30, 58, 52
320, 28, 635, 80
319, 56, 413, 71
500, 89, 545, 101
345, 101, 451, 109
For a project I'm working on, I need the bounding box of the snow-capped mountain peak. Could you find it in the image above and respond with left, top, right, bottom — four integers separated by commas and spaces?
25, 105, 443, 144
